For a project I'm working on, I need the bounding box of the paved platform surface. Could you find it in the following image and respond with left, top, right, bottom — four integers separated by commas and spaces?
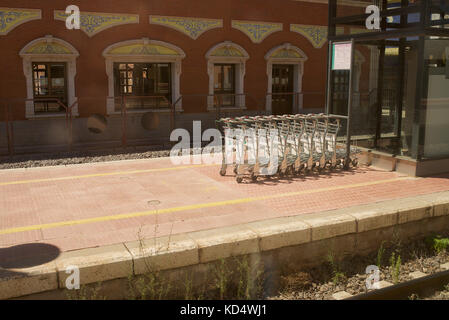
1, 156, 449, 255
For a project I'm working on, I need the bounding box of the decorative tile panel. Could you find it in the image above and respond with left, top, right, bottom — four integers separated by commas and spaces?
270, 48, 304, 59
24, 42, 73, 55
290, 24, 328, 49
232, 20, 283, 43
0, 8, 41, 35
54, 11, 139, 37
210, 46, 244, 57
107, 44, 179, 56
150, 15, 222, 40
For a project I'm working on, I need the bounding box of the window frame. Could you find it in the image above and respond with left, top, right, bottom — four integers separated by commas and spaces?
103, 39, 185, 115
20, 36, 79, 119
205, 41, 249, 111
265, 43, 308, 114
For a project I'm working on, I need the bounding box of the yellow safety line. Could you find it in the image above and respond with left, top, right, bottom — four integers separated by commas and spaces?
0, 176, 411, 236
0, 164, 214, 187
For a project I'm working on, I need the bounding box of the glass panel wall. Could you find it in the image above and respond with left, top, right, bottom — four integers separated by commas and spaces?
422, 36, 449, 158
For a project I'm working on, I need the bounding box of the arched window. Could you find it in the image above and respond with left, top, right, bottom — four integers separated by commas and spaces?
265, 43, 308, 114
20, 35, 79, 118
205, 41, 249, 110
103, 38, 186, 114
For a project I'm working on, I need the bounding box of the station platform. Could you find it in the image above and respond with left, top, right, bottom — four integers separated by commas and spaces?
1, 156, 449, 253
1, 156, 449, 299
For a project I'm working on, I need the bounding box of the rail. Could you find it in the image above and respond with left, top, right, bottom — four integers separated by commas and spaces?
346, 269, 449, 300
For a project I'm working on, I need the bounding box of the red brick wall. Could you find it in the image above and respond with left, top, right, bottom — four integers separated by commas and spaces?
0, 0, 329, 120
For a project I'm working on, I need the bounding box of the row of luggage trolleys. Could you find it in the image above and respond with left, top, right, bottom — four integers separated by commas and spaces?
216, 113, 360, 183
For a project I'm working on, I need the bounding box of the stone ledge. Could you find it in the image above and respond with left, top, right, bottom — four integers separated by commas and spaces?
299, 211, 356, 241
55, 243, 133, 288
394, 199, 433, 224
187, 225, 259, 264
124, 234, 199, 275
246, 217, 311, 251
346, 204, 398, 233
0, 262, 57, 300
432, 192, 449, 217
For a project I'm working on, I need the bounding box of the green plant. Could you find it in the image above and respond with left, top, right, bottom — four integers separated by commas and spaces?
183, 272, 194, 300
127, 272, 171, 300
126, 217, 173, 300
214, 259, 230, 300
433, 237, 449, 254
326, 251, 346, 285
391, 230, 403, 253
235, 256, 264, 300
389, 252, 402, 284
444, 283, 449, 293
376, 241, 386, 268
65, 282, 105, 300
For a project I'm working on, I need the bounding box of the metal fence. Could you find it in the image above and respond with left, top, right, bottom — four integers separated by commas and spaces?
0, 92, 326, 157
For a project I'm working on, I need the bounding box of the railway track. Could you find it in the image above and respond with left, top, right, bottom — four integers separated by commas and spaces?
346, 270, 449, 300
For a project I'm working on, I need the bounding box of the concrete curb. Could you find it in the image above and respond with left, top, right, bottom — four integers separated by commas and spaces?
2, 190, 449, 299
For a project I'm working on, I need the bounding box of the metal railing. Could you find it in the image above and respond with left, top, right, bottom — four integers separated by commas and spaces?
1, 92, 327, 157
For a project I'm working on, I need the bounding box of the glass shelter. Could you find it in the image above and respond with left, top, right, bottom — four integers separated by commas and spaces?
327, 0, 449, 175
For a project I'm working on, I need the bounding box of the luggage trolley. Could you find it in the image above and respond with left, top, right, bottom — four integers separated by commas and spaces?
216, 113, 360, 183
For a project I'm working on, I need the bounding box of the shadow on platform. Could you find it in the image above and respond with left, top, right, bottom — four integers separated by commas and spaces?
0, 243, 60, 278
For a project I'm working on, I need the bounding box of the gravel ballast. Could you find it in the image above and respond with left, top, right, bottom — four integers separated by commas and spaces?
271, 233, 449, 300
0, 147, 173, 170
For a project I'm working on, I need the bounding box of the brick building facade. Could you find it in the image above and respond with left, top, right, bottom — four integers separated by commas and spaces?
0, 0, 354, 152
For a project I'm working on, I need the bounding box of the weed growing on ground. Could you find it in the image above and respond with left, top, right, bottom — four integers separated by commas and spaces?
65, 282, 105, 300
126, 215, 173, 300
183, 272, 194, 300
433, 237, 449, 254
127, 271, 171, 300
391, 229, 403, 253
236, 256, 264, 300
376, 241, 386, 268
326, 251, 346, 285
214, 259, 230, 300
444, 283, 449, 292
389, 252, 402, 284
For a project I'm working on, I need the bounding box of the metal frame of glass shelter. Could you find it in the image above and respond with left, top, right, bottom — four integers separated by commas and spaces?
326, 0, 449, 172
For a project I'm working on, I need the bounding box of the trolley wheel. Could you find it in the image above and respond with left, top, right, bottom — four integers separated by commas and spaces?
343, 158, 351, 170
219, 168, 226, 176
279, 171, 285, 178
251, 173, 258, 182
352, 159, 358, 167
236, 177, 243, 184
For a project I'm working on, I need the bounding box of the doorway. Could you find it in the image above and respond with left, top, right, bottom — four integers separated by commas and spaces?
272, 64, 294, 115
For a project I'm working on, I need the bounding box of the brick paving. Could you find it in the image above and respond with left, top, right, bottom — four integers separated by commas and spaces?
0, 157, 448, 254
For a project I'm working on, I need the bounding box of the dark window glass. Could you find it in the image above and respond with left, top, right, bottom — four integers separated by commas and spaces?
114, 63, 172, 110
214, 64, 236, 107
32, 62, 67, 113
